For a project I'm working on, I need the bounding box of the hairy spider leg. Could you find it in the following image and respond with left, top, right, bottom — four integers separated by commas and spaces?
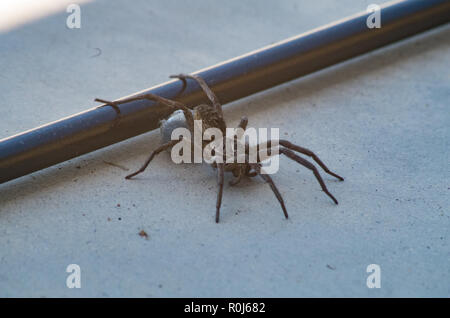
125, 139, 179, 179
95, 98, 122, 128
95, 93, 195, 132
279, 148, 339, 204
279, 140, 344, 181
170, 74, 223, 117
216, 163, 225, 223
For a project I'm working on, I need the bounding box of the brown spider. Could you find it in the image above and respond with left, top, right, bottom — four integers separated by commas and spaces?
95, 74, 344, 223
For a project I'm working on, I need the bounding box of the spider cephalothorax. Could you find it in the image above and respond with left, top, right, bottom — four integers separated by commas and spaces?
95, 73, 344, 223
193, 104, 227, 134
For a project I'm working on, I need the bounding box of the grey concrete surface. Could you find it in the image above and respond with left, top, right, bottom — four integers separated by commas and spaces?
0, 0, 449, 297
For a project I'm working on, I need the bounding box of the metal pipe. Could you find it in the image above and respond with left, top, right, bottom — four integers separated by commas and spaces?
1, 0, 449, 184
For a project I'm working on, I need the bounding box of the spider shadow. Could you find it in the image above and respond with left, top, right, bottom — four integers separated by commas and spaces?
0, 24, 448, 210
